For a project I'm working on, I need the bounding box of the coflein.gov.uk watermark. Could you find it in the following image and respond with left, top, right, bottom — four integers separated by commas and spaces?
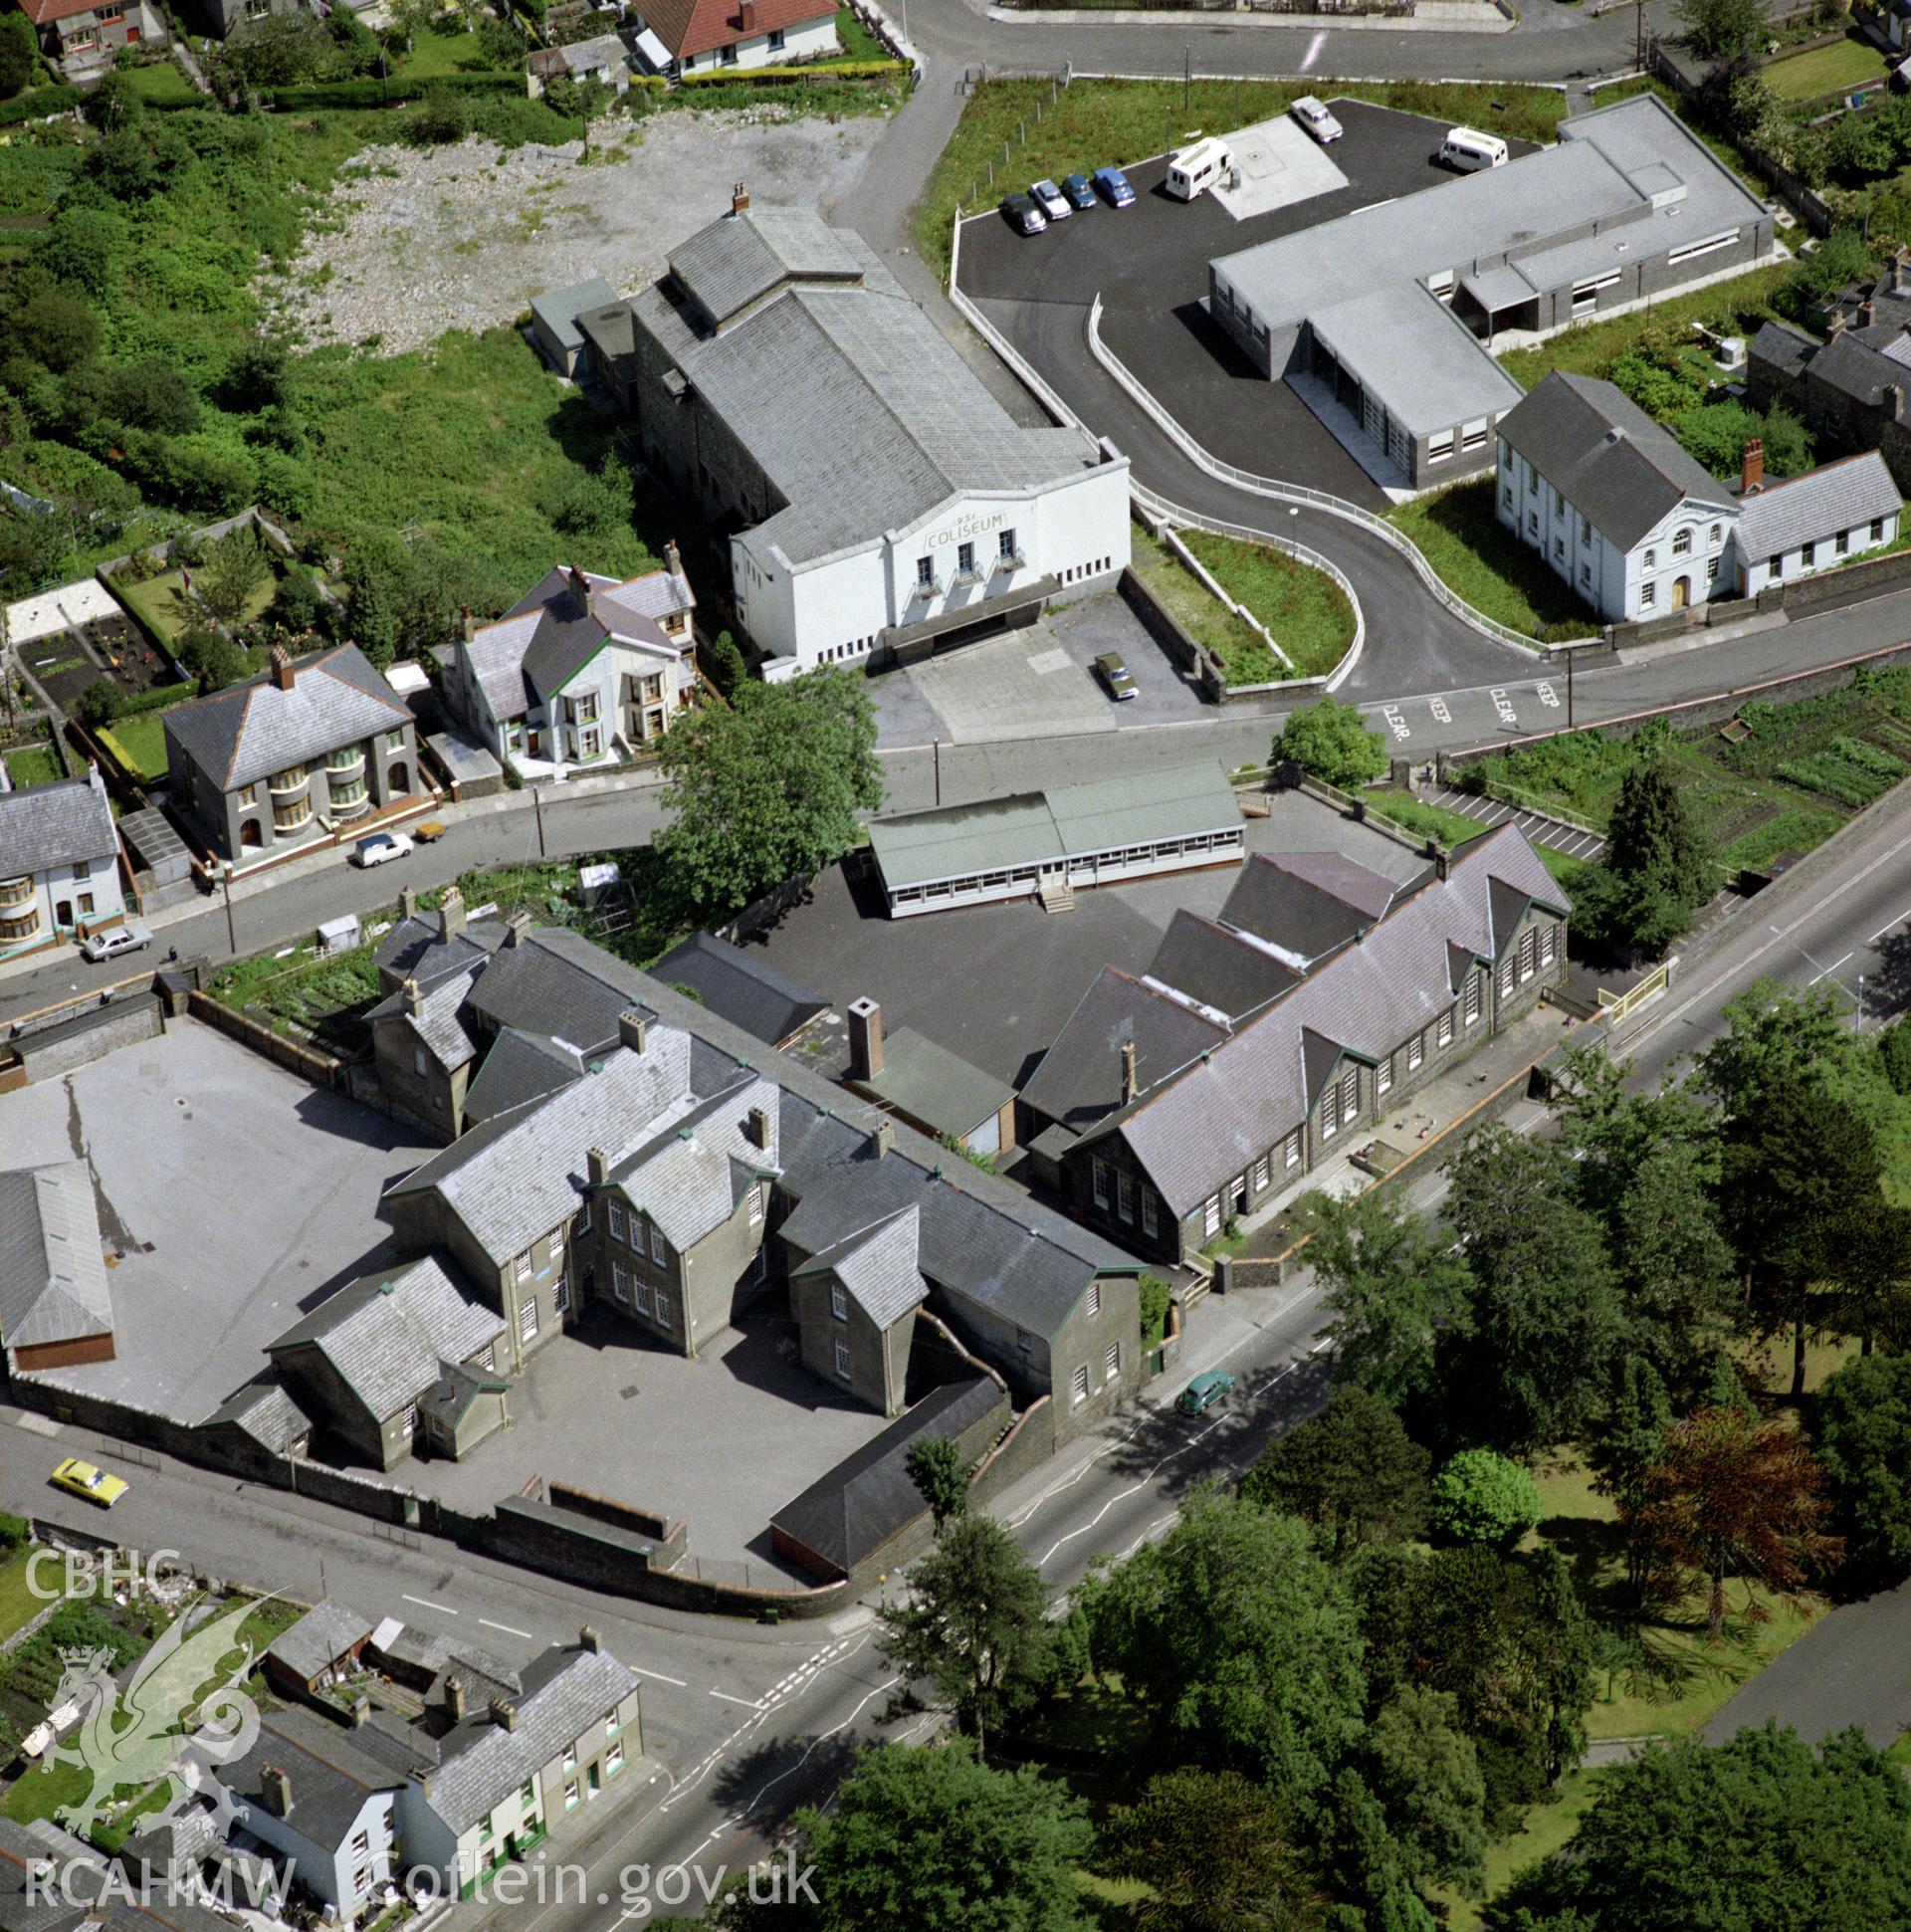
28, 1855, 818, 1921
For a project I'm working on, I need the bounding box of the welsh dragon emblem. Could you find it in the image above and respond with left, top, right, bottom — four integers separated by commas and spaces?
45, 1595, 267, 1842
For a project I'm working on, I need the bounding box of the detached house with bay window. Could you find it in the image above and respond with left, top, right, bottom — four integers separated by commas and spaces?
163, 644, 417, 861
0, 764, 125, 960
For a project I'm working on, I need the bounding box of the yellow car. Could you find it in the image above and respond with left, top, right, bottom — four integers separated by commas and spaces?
51, 1457, 127, 1509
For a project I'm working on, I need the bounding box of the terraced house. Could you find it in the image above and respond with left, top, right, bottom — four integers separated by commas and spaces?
163, 644, 417, 861
1030, 823, 1569, 1264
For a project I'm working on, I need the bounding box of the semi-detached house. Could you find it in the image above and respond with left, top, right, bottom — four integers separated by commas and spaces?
1036, 823, 1569, 1264
0, 764, 125, 960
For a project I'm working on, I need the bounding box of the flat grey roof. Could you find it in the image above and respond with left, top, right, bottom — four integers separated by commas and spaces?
1310, 285, 1524, 436
855, 1026, 1012, 1138
868, 760, 1240, 893
531, 278, 617, 352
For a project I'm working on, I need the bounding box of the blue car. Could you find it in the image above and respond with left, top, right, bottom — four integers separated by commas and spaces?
1093, 165, 1136, 208
1060, 172, 1097, 211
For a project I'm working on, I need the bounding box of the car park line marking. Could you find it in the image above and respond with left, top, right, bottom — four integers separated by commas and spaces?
479, 1617, 532, 1639
402, 1593, 456, 1613
630, 1667, 689, 1686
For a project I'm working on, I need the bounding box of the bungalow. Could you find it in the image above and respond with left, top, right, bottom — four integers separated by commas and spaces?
629, 0, 837, 76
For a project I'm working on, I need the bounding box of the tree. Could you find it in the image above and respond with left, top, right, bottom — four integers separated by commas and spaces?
1359, 1685, 1489, 1901
1813, 1353, 1911, 1584
1677, 0, 1769, 61
1882, 1015, 1911, 1097
656, 669, 883, 920
270, 564, 320, 638
1485, 1725, 1911, 1932
787, 1739, 1097, 1932
75, 678, 121, 731
0, 13, 33, 99
1630, 1405, 1840, 1641
1241, 1386, 1429, 1559
32, 206, 128, 302
904, 1436, 969, 1530
1270, 695, 1387, 793
177, 622, 247, 695
1777, 227, 1874, 323
1571, 752, 1714, 958
1311, 1189, 1474, 1410
702, 628, 747, 697
1139, 1273, 1171, 1350
220, 337, 290, 413
1430, 1449, 1543, 1550
1103, 1768, 1325, 1932
1084, 1491, 1366, 1823
877, 1513, 1051, 1753
1438, 1130, 1627, 1455
1586, 1354, 1676, 1602
197, 527, 274, 628
1696, 978, 1853, 1119
12, 291, 100, 373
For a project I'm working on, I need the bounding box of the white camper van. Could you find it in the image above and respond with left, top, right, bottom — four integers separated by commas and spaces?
1167, 135, 1233, 201
1438, 126, 1509, 173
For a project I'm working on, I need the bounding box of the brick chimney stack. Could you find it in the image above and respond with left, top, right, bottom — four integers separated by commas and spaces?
269, 648, 295, 693
1120, 1039, 1138, 1106
1889, 383, 1908, 424
1828, 312, 1847, 341
445, 1677, 467, 1720
587, 1146, 609, 1187
1894, 246, 1910, 298
1741, 437, 1765, 497
440, 887, 466, 942
664, 538, 684, 581
489, 1699, 519, 1733
260, 1767, 292, 1818
402, 975, 423, 1016
731, 182, 749, 218
619, 1009, 650, 1055
580, 1625, 602, 1654
847, 997, 884, 1080
872, 1117, 894, 1159
1862, 298, 1878, 328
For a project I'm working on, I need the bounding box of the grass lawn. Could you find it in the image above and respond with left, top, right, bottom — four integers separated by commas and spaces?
1128, 525, 1275, 679
119, 60, 202, 105
1363, 792, 1491, 849
395, 20, 513, 81
1763, 35, 1889, 104
834, 5, 887, 59
918, 78, 1571, 272
0, 1549, 52, 1643
111, 571, 195, 647
1178, 528, 1356, 680
99, 712, 174, 783
1499, 260, 1792, 394
1388, 480, 1599, 643
4, 744, 62, 789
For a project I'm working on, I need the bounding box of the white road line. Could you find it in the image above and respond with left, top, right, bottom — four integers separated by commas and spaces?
708, 1689, 761, 1709
478, 1617, 532, 1639
1871, 907, 1911, 944
630, 1666, 688, 1687
401, 1594, 456, 1614
1300, 28, 1325, 69
1809, 951, 1854, 985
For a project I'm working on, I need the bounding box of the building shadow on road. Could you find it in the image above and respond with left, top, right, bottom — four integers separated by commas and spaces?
1101, 1349, 1333, 1491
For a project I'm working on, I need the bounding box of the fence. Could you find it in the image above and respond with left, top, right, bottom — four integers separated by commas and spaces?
1600, 960, 1673, 1026
955, 73, 1070, 218
1083, 296, 1543, 656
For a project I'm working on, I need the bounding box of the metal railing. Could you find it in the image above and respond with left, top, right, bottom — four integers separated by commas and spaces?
1084, 295, 1544, 658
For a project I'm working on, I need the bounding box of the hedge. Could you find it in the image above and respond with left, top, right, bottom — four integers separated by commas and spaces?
678, 59, 904, 85
0, 83, 83, 126
118, 680, 195, 717
256, 71, 521, 109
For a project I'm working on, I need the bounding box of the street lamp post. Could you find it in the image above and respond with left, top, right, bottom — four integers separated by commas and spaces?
220, 861, 236, 957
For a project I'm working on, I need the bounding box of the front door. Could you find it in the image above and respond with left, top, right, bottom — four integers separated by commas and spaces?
1670, 575, 1690, 611
54, 900, 71, 928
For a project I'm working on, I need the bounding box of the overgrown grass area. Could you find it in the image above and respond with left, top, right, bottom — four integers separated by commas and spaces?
0, 1548, 49, 1645
1498, 260, 1792, 393
209, 939, 383, 1051
1128, 524, 1273, 677
1460, 669, 1911, 870
118, 60, 203, 106
834, 6, 887, 60
4, 744, 62, 788
1178, 528, 1356, 681
1362, 792, 1490, 849
918, 78, 1572, 272
1388, 480, 1599, 644
98, 712, 174, 782
1762, 34, 1890, 104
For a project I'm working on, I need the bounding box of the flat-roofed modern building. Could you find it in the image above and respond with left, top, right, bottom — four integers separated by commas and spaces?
599, 204, 1132, 676
1208, 96, 1774, 490
866, 761, 1244, 917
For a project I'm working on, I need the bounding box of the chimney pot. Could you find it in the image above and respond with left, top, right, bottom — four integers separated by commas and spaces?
1120, 1038, 1139, 1106
847, 996, 884, 1081
731, 182, 749, 217
580, 1625, 602, 1653
259, 1766, 292, 1819
505, 910, 531, 948
403, 975, 423, 1017
619, 1009, 650, 1055
445, 1677, 467, 1720
489, 1698, 518, 1733
1741, 437, 1765, 497
440, 888, 466, 943
664, 538, 684, 582
269, 648, 296, 693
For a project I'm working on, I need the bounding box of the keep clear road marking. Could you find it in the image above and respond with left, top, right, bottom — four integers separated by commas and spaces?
1429, 698, 1452, 726
1536, 681, 1561, 710
1489, 687, 1520, 726
480, 1617, 532, 1640
1380, 704, 1410, 742
402, 1593, 457, 1614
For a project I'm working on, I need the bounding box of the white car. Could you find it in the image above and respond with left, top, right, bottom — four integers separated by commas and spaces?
1029, 180, 1071, 222
350, 832, 414, 869
1290, 97, 1344, 145
79, 922, 152, 963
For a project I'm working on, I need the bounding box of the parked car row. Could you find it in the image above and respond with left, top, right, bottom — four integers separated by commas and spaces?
1001, 166, 1135, 234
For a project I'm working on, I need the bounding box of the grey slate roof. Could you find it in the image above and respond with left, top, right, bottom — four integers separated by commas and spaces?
463, 1026, 587, 1124
222, 1707, 403, 1852
1217, 851, 1401, 966
422, 1642, 635, 1834
770, 1376, 1004, 1573
531, 278, 616, 353
1496, 371, 1733, 550
1080, 823, 1569, 1214
1738, 450, 1901, 557
267, 1255, 504, 1424
419, 1357, 508, 1430
465, 926, 661, 1054
1145, 911, 1300, 1023
387, 1030, 695, 1264
162, 644, 409, 793
206, 1377, 315, 1453
850, 1027, 1012, 1140
791, 1205, 928, 1330
1021, 967, 1232, 1137
373, 910, 507, 991
373, 968, 481, 1074
267, 1600, 373, 1684
650, 931, 829, 1046
0, 772, 116, 877
609, 1074, 780, 1249
635, 212, 1102, 568
0, 1163, 111, 1353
